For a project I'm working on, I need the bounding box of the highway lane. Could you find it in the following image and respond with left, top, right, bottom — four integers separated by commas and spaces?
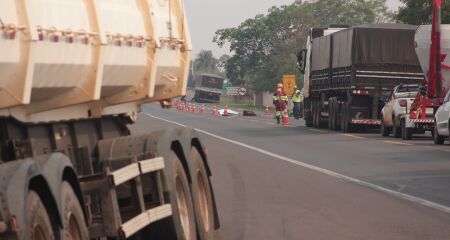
130, 104, 450, 239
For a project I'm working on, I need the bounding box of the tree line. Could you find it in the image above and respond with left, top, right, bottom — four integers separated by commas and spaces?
192, 0, 449, 93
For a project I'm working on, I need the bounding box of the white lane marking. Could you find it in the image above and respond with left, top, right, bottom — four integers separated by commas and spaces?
383, 141, 414, 146
309, 129, 327, 133
342, 134, 366, 140
144, 113, 450, 215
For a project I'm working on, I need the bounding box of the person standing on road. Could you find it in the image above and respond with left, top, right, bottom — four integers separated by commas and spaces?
292, 86, 302, 119
273, 83, 288, 124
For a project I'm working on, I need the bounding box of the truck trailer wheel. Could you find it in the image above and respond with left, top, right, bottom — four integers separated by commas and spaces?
26, 190, 55, 240
341, 102, 351, 133
189, 147, 215, 240
144, 150, 197, 240
61, 182, 88, 240
170, 151, 197, 240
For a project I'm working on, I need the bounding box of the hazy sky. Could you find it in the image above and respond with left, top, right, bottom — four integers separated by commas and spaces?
184, 0, 403, 58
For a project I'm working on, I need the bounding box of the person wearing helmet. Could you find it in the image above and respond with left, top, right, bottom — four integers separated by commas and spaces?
273, 83, 288, 124
292, 85, 302, 119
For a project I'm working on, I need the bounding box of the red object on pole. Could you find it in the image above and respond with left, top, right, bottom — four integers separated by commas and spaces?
223, 105, 230, 117
427, 0, 443, 99
282, 110, 290, 125
264, 106, 270, 115
409, 0, 444, 121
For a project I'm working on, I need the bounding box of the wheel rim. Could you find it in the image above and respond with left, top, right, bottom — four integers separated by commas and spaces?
68, 214, 82, 240
176, 176, 191, 239
33, 224, 47, 240
197, 171, 210, 231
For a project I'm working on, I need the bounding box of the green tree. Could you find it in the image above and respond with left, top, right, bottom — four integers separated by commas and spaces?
214, 0, 392, 92
193, 50, 219, 74
396, 0, 450, 24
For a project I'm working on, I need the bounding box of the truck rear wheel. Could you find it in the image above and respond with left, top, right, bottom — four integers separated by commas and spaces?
61, 182, 88, 240
189, 147, 215, 240
143, 150, 197, 240
172, 151, 196, 240
26, 190, 55, 240
328, 99, 333, 130
341, 102, 351, 133
380, 119, 390, 137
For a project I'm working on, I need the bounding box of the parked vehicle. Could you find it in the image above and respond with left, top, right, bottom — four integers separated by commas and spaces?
433, 90, 450, 144
194, 73, 224, 103
381, 84, 419, 137
0, 1, 219, 239
401, 0, 450, 140
297, 24, 424, 132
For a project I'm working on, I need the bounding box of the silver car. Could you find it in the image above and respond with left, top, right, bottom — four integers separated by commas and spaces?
433, 90, 450, 144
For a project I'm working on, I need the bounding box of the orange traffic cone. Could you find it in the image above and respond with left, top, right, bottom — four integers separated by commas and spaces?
200, 104, 205, 113
187, 103, 192, 112
282, 110, 290, 125
212, 105, 218, 116
264, 106, 270, 115
193, 104, 197, 113
223, 105, 230, 117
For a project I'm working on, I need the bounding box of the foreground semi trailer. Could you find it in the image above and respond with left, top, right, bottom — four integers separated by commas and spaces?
298, 24, 424, 132
0, 1, 219, 239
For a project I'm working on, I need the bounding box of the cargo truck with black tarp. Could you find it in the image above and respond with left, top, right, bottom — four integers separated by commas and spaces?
298, 24, 424, 132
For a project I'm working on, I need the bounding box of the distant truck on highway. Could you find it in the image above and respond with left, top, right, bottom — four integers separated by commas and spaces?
194, 73, 224, 103
297, 24, 424, 132
0, 1, 218, 239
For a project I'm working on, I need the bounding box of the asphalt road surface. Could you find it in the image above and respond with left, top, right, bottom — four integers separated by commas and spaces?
130, 104, 450, 240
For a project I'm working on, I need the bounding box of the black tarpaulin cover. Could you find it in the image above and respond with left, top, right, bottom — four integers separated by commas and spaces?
312, 24, 420, 71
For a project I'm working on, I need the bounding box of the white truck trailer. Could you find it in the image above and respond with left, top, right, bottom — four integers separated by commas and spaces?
0, 1, 219, 239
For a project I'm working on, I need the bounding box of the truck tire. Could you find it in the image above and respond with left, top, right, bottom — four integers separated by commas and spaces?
61, 182, 88, 240
392, 117, 401, 138
380, 119, 390, 137
433, 121, 445, 144
143, 150, 197, 240
401, 119, 413, 140
328, 99, 333, 130
26, 190, 55, 240
171, 151, 196, 240
189, 147, 215, 240
312, 101, 318, 128
332, 100, 339, 131
341, 102, 351, 133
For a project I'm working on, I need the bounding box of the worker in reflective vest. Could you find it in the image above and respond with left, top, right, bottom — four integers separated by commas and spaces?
292, 86, 302, 119
273, 83, 288, 124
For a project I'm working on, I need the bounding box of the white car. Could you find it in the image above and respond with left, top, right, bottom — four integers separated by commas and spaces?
433, 90, 450, 144
381, 84, 419, 137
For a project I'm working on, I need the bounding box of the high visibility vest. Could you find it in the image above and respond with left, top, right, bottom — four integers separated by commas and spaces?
292, 90, 301, 103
